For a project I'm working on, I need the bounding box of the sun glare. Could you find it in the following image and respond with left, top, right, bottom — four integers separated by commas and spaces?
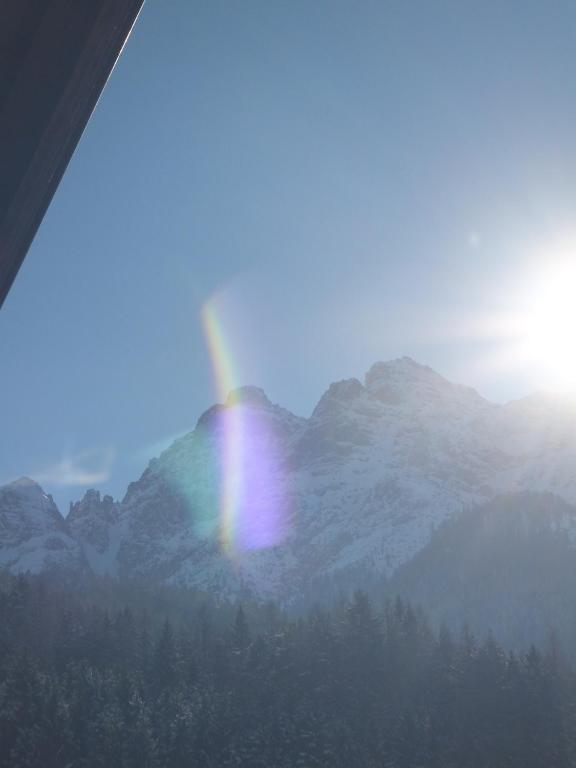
509, 258, 576, 392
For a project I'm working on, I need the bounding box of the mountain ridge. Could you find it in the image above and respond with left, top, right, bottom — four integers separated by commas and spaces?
4, 357, 576, 596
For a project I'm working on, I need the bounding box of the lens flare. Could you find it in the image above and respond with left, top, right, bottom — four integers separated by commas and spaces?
201, 296, 289, 555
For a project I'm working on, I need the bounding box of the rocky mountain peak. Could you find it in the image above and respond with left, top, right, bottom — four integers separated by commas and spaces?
366, 357, 451, 397
196, 387, 280, 431
68, 489, 117, 524
226, 385, 272, 408
4, 475, 46, 498
0, 478, 81, 574
365, 357, 487, 415
311, 378, 366, 420
67, 489, 121, 570
0, 477, 60, 520
323, 377, 365, 402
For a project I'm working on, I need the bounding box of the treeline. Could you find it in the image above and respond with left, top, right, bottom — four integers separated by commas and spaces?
0, 573, 574, 767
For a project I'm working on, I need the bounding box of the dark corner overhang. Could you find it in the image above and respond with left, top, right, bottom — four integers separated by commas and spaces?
0, 0, 145, 309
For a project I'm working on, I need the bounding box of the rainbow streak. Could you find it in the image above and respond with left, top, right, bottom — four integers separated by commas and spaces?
201, 296, 289, 556
201, 300, 243, 553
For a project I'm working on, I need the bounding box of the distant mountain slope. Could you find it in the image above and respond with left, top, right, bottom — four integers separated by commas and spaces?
4, 358, 576, 598
391, 492, 576, 650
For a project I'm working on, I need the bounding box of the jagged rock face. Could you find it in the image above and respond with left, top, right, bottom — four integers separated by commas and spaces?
0, 478, 82, 574
5, 358, 576, 596
68, 490, 121, 575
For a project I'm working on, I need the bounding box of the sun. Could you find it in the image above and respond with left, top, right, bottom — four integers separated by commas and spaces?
510, 259, 576, 392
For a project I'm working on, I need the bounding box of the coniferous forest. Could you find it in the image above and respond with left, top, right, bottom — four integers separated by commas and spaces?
0, 573, 574, 768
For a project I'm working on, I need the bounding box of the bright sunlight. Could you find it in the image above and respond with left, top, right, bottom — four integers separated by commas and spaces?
507, 257, 576, 392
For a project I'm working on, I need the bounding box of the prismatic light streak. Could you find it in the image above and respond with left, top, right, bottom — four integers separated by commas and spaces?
201, 299, 243, 554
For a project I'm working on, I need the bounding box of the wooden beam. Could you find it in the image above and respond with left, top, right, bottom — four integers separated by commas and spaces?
0, 0, 144, 309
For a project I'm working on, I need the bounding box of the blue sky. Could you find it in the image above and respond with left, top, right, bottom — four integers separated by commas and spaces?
2, 0, 576, 512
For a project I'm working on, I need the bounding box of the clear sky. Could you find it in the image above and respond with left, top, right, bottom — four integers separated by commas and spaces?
2, 0, 576, 512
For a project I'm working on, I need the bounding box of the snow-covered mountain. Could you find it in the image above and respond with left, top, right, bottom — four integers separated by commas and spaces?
0, 477, 82, 574
4, 357, 576, 596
